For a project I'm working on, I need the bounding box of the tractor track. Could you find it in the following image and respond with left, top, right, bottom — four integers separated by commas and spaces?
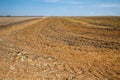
0, 17, 120, 80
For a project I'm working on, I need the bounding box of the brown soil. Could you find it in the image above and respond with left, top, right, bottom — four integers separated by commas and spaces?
0, 17, 120, 80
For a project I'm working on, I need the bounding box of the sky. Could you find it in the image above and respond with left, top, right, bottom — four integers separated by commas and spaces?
0, 0, 120, 16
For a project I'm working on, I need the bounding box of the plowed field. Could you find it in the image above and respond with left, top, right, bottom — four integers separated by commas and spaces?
0, 17, 120, 80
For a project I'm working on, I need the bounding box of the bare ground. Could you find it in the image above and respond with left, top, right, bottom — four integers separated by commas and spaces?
0, 17, 120, 80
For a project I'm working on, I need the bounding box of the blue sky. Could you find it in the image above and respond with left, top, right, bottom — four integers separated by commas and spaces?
0, 0, 120, 16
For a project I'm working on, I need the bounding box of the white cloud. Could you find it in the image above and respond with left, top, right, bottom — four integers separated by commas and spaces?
44, 0, 60, 2
98, 3, 120, 8
61, 1, 83, 5
43, 0, 83, 4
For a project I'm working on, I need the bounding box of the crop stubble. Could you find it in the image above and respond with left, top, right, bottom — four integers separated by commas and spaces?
0, 17, 120, 80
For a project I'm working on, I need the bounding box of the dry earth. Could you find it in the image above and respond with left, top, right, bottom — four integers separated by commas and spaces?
0, 17, 40, 27
0, 17, 120, 80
